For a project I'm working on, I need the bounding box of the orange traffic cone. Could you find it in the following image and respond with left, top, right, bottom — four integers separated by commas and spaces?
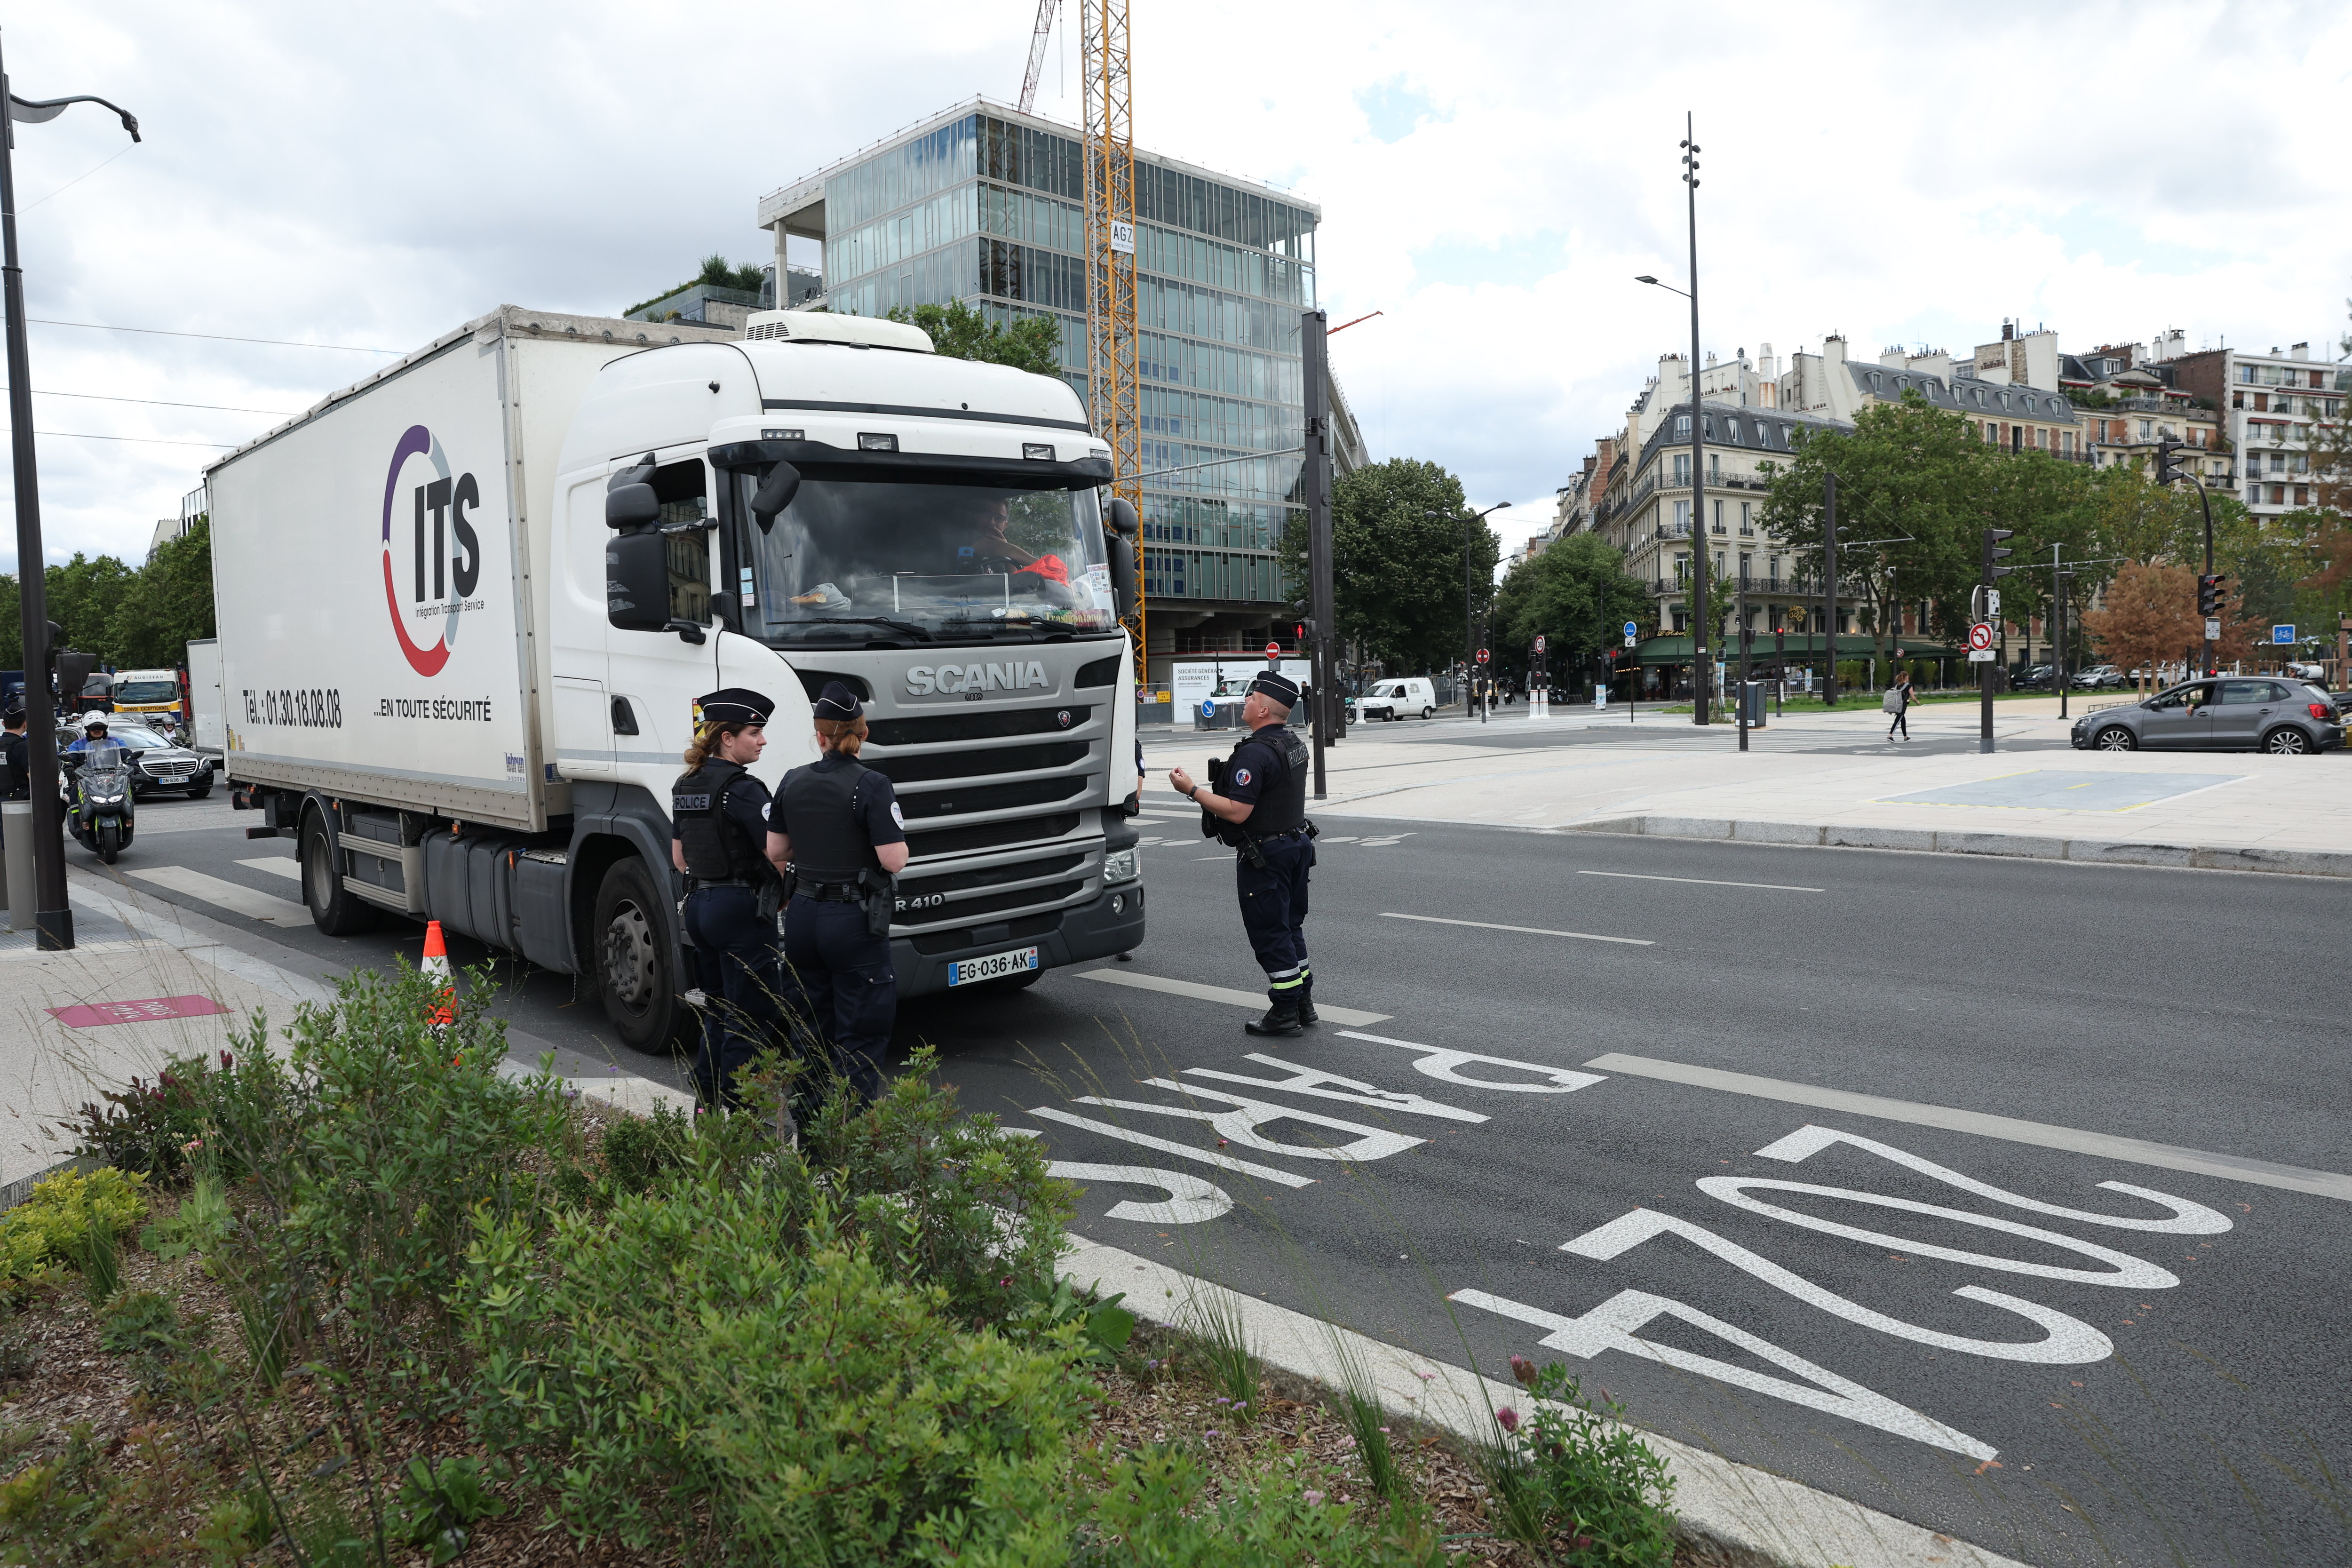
421, 920, 457, 1031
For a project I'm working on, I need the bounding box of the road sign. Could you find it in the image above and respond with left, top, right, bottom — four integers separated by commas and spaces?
1263, 641, 1281, 658
1985, 589, 2001, 617
1476, 648, 1490, 665
1623, 621, 1638, 637
1624, 634, 1637, 648
1967, 621, 1994, 652
2205, 618, 2222, 639
2272, 624, 2295, 645
1534, 634, 1546, 653
1967, 648, 1995, 663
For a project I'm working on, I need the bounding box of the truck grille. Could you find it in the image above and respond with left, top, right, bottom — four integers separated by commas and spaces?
906, 812, 1081, 860
898, 775, 1087, 821
868, 706, 1092, 746
866, 740, 1089, 785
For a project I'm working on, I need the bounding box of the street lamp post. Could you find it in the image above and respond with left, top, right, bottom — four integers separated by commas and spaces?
2, 37, 142, 950
1635, 113, 1709, 725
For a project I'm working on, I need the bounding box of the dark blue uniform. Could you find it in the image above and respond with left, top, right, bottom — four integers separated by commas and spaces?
774, 738, 907, 1104
672, 688, 787, 1112
1219, 719, 1316, 1026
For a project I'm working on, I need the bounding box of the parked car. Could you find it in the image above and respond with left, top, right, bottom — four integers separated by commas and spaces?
1357, 677, 1438, 721
2016, 664, 2056, 691
2070, 677, 2345, 755
2073, 665, 2127, 690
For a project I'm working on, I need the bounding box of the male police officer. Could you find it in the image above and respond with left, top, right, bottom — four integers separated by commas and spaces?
671, 688, 790, 1112
1168, 669, 1317, 1036
0, 705, 28, 799
769, 682, 909, 1105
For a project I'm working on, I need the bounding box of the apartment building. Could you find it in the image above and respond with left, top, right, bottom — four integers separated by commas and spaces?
2164, 342, 2348, 519
1778, 330, 2087, 456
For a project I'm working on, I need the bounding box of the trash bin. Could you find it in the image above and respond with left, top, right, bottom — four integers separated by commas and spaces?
1743, 681, 1767, 728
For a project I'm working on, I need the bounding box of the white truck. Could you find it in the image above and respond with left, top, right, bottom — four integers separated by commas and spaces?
207, 304, 1145, 1050
183, 639, 224, 753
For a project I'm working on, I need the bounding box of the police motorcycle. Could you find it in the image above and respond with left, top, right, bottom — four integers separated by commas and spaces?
61, 733, 137, 864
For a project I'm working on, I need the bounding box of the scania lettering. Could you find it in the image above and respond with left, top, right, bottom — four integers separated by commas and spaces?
208, 305, 1145, 1051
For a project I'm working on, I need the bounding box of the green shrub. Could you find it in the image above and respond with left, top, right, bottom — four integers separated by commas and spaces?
459, 1170, 1087, 1566
97, 1289, 180, 1357
0, 1167, 148, 1281
67, 1063, 211, 1182
1489, 1361, 1676, 1567
599, 1102, 691, 1196
1074, 1444, 1441, 1568
140, 1172, 232, 1263
397, 1455, 507, 1564
801, 1048, 1074, 1324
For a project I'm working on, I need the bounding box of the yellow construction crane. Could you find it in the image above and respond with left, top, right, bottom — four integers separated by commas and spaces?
1078, 0, 1144, 675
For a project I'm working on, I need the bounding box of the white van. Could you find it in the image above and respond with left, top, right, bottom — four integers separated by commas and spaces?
1358, 677, 1436, 721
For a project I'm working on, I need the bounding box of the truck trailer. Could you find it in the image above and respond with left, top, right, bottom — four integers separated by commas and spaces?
208, 304, 1145, 1050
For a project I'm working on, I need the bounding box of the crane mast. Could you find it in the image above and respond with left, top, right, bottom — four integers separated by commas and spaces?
1080, 0, 1144, 672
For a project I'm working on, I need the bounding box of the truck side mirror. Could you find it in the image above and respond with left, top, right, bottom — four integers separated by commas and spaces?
749, 461, 801, 534
606, 533, 670, 633
606, 483, 660, 529
1102, 496, 1139, 622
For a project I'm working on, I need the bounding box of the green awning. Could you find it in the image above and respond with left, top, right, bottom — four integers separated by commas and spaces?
1620, 633, 1961, 668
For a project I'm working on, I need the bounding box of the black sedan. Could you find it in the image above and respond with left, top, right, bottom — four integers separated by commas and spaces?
56, 723, 215, 798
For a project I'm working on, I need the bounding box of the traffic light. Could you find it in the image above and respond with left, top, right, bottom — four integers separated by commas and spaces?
2152, 438, 2186, 487
1982, 526, 2014, 581
2197, 574, 2224, 616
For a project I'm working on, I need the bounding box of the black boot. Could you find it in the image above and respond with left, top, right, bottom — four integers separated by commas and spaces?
1245, 992, 1304, 1037
1295, 988, 1319, 1027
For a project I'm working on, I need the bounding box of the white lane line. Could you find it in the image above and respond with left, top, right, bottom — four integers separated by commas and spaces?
1078, 967, 1391, 1026
238, 857, 300, 881
1027, 1106, 1317, 1187
1380, 912, 1652, 947
1584, 1052, 2352, 1203
127, 866, 312, 925
1579, 869, 1824, 893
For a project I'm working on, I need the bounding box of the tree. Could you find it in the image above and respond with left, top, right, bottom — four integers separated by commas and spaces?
1492, 534, 1653, 687
1277, 458, 1493, 676
107, 518, 216, 666
2084, 562, 2200, 686
883, 301, 1064, 378
1756, 393, 1994, 676
622, 254, 771, 317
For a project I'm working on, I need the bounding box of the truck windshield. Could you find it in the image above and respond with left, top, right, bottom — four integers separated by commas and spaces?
115, 682, 180, 704
733, 473, 1118, 646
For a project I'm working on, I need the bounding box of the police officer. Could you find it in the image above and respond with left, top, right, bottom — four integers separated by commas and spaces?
1168, 669, 1318, 1037
670, 688, 790, 1111
768, 682, 909, 1105
0, 705, 28, 800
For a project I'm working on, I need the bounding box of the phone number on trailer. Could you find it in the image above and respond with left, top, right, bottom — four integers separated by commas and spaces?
376, 695, 497, 723
242, 688, 342, 728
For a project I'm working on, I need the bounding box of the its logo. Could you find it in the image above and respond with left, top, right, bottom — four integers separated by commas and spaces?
380, 425, 483, 676
905, 661, 1049, 696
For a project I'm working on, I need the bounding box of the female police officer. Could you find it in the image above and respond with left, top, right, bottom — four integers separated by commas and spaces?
767, 682, 910, 1105
670, 688, 790, 1111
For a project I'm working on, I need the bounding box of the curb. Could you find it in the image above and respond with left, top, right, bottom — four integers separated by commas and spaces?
1059, 1235, 2027, 1568
1568, 815, 2352, 877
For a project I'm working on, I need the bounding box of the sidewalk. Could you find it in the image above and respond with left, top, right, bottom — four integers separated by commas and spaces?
1143, 709, 2352, 876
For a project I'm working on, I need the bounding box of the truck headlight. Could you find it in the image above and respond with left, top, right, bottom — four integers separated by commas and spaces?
1103, 848, 1140, 885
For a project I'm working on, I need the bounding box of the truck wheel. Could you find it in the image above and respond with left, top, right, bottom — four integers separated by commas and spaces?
301, 811, 380, 935
592, 858, 686, 1054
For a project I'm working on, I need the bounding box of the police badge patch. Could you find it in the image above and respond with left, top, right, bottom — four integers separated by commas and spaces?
1233, 768, 1251, 786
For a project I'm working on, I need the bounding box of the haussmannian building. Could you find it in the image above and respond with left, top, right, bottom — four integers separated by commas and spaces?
754, 99, 1364, 687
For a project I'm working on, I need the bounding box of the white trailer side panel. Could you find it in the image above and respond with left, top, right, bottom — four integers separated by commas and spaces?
210, 334, 548, 828
184, 639, 223, 753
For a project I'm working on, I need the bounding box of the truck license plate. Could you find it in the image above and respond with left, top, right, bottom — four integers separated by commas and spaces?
948, 946, 1039, 987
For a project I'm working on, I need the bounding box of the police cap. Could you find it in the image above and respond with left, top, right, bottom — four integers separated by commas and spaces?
692, 688, 775, 727
1248, 669, 1300, 708
812, 681, 864, 721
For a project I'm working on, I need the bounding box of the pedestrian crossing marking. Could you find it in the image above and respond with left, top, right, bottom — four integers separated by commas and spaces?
127, 866, 310, 925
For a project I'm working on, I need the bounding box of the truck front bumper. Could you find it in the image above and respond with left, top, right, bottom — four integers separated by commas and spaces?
894, 882, 1146, 998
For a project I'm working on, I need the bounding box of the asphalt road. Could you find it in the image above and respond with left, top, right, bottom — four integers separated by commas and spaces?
87, 768, 2352, 1567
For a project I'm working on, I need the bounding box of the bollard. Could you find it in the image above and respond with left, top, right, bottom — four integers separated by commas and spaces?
2, 802, 32, 933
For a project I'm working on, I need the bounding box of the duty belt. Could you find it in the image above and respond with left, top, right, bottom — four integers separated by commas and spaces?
686, 877, 754, 891
1246, 827, 1312, 844
793, 877, 861, 902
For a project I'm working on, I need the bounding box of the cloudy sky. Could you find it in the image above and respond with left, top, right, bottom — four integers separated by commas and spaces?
4, 0, 2348, 572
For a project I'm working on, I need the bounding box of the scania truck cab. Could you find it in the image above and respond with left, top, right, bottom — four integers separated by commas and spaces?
210, 305, 1144, 1051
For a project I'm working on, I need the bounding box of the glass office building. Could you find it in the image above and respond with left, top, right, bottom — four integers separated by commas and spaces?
758, 100, 1327, 680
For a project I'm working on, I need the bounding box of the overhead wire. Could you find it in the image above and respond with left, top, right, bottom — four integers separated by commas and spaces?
22, 318, 400, 354
3, 386, 296, 416
31, 431, 234, 448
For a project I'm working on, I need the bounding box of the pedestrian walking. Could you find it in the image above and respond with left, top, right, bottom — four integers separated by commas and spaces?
769, 682, 909, 1106
1884, 671, 1915, 741
1167, 669, 1318, 1036
671, 688, 791, 1113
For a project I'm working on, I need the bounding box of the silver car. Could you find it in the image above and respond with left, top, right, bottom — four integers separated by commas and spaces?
2071, 677, 2345, 755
